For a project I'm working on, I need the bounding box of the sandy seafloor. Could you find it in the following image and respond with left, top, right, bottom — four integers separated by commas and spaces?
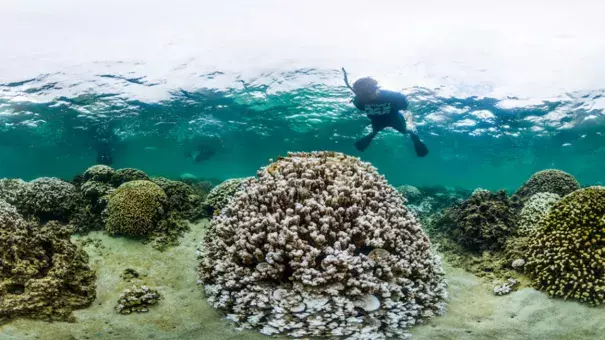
1, 220, 604, 340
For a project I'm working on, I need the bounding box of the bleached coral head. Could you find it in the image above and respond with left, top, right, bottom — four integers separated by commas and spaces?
199, 151, 447, 339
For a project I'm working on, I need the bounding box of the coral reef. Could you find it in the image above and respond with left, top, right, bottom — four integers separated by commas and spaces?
105, 180, 167, 237
435, 190, 518, 252
396, 184, 422, 204
111, 168, 149, 187
199, 151, 447, 339
0, 210, 96, 324
19, 177, 80, 221
514, 169, 580, 201
83, 164, 116, 182
405, 186, 470, 223
115, 285, 161, 314
516, 192, 561, 236
526, 186, 605, 305
203, 177, 251, 214
0, 178, 29, 206
151, 177, 204, 221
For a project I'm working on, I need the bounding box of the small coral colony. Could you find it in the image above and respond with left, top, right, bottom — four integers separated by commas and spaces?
0, 151, 603, 339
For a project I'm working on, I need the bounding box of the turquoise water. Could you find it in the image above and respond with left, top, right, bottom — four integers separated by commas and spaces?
1, 70, 604, 190
1, 0, 604, 191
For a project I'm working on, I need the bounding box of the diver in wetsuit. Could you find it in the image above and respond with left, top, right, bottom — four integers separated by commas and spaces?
92, 122, 115, 166
342, 68, 429, 157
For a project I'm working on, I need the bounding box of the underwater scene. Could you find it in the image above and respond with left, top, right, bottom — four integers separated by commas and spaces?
1, 1, 605, 339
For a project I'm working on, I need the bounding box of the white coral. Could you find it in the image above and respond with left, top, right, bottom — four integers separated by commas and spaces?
517, 192, 561, 236
199, 151, 447, 339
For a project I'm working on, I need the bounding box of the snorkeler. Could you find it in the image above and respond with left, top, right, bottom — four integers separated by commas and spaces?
91, 121, 116, 166
342, 68, 429, 157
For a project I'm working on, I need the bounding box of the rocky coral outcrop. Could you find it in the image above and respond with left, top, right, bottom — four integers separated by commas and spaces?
515, 169, 580, 201
526, 186, 605, 305
517, 192, 561, 236
19, 177, 80, 221
199, 151, 447, 339
0, 210, 96, 324
0, 178, 29, 207
396, 185, 422, 204
83, 164, 116, 183
436, 190, 518, 252
111, 168, 149, 187
203, 177, 251, 214
115, 285, 161, 314
151, 177, 204, 221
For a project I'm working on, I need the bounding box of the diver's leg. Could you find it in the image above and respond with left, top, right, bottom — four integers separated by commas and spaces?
355, 119, 385, 152
392, 112, 429, 157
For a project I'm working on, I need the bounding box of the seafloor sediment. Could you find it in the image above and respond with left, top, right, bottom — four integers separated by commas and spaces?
0, 219, 603, 340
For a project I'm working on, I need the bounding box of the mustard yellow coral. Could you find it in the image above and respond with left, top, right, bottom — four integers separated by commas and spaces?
526, 186, 605, 305
105, 180, 167, 236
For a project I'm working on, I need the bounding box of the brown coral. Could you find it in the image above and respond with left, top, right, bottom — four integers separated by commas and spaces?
0, 212, 96, 324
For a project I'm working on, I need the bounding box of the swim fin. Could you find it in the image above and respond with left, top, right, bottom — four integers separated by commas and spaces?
410, 133, 429, 157
354, 134, 375, 152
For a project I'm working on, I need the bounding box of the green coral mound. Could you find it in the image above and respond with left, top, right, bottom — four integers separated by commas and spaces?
437, 189, 518, 252
151, 177, 204, 221
20, 177, 79, 221
203, 177, 250, 214
515, 169, 580, 201
105, 180, 167, 237
111, 168, 149, 187
526, 186, 605, 305
0, 215, 96, 324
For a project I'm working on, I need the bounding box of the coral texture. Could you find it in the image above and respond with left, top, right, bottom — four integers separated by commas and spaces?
0, 178, 29, 207
0, 212, 96, 324
517, 193, 561, 236
115, 285, 161, 314
111, 168, 150, 187
199, 151, 447, 339
515, 169, 580, 201
203, 177, 251, 214
83, 164, 115, 182
526, 187, 605, 305
20, 177, 79, 221
396, 185, 422, 204
105, 180, 167, 236
151, 177, 204, 221
436, 190, 518, 252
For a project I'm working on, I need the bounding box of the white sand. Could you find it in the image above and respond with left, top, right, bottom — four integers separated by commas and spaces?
1, 220, 604, 340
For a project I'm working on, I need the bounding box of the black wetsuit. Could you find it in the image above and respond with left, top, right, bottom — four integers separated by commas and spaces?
353, 89, 409, 133
351, 89, 428, 156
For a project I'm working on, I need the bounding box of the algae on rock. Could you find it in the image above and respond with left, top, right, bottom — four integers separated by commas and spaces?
0, 211, 96, 324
